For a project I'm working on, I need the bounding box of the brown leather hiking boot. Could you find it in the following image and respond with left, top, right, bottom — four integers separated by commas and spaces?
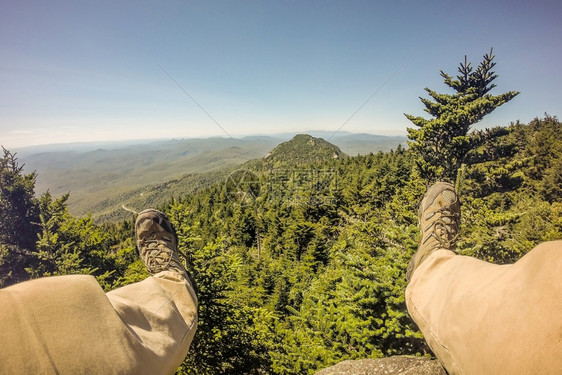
135, 209, 187, 278
406, 182, 460, 283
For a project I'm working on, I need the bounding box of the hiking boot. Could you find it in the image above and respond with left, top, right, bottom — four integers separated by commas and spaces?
406, 182, 460, 283
135, 209, 187, 278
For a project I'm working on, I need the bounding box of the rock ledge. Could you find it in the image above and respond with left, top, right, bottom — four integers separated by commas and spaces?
315, 356, 446, 375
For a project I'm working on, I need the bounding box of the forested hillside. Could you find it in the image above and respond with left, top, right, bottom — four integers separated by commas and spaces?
1, 116, 561, 374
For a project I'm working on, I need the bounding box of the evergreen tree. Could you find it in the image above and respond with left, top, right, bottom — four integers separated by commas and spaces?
26, 192, 116, 284
405, 49, 519, 182
0, 147, 39, 287
0, 147, 131, 289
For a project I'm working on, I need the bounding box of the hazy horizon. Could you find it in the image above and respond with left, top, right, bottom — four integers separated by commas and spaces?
11, 129, 408, 153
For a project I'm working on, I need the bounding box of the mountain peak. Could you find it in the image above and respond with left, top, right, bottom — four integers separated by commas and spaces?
262, 134, 345, 166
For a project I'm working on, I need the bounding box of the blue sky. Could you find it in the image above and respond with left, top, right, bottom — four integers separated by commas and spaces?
1, 0, 561, 148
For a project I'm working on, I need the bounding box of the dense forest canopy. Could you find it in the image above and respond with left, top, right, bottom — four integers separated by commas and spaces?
1, 52, 560, 374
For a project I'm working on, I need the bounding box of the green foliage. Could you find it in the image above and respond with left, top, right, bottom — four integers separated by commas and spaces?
457, 115, 562, 263
405, 49, 519, 182
0, 147, 40, 287
27, 192, 105, 278
172, 234, 275, 375
0, 147, 133, 289
258, 134, 346, 168
162, 143, 430, 374
271, 225, 428, 374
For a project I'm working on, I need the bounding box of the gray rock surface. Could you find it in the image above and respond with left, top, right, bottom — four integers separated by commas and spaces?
315, 356, 447, 375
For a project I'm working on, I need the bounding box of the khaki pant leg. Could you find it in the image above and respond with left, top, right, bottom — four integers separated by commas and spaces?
0, 272, 197, 375
106, 270, 198, 375
406, 241, 562, 375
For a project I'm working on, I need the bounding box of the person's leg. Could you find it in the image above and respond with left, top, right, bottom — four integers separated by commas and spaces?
0, 209, 198, 374
0, 273, 197, 374
106, 270, 198, 374
406, 242, 562, 374
0, 274, 144, 373
405, 182, 562, 374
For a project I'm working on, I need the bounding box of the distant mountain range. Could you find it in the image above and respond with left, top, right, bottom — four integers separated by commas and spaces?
17, 132, 407, 222
15, 131, 406, 156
